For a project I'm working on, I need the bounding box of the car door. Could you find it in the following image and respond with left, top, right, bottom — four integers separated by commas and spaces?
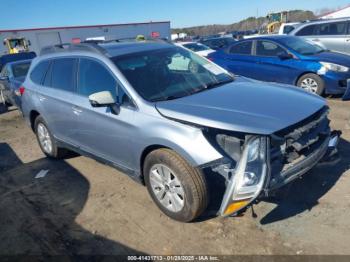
36, 57, 82, 146
254, 40, 300, 84
220, 40, 257, 78
73, 57, 136, 169
315, 21, 347, 53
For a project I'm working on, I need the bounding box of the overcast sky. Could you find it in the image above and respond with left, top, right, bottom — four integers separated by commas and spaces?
1, 0, 350, 29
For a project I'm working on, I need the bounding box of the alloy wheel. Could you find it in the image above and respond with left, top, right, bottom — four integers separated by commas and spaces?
149, 164, 185, 212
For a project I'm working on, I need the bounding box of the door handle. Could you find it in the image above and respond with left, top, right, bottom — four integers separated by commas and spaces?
312, 38, 320, 42
38, 95, 46, 101
346, 39, 350, 42
72, 106, 83, 114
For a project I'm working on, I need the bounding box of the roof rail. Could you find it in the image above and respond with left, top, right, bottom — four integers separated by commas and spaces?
40, 43, 107, 56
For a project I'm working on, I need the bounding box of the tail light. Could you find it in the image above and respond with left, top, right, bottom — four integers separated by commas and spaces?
207, 57, 213, 61
19, 86, 25, 96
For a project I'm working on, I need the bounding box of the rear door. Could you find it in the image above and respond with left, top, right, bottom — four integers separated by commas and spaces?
254, 40, 300, 84
220, 40, 256, 78
37, 57, 81, 146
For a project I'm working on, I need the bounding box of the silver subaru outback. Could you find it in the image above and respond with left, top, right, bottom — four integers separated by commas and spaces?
21, 41, 340, 222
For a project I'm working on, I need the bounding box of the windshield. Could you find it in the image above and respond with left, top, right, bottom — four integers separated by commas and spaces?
12, 62, 31, 78
183, 43, 210, 52
112, 46, 233, 102
280, 37, 325, 55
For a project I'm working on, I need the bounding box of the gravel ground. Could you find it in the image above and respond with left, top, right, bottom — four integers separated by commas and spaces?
0, 98, 349, 255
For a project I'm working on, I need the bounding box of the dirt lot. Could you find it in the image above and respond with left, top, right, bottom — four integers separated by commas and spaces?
0, 99, 349, 256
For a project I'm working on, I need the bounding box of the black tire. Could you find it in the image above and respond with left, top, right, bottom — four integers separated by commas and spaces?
144, 148, 208, 222
34, 115, 68, 159
297, 73, 325, 95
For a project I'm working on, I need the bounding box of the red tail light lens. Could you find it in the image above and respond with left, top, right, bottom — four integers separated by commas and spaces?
19, 86, 25, 95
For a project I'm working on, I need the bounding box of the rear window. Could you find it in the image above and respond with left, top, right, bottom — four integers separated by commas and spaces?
30, 60, 50, 84
12, 62, 31, 78
229, 41, 252, 55
50, 58, 77, 92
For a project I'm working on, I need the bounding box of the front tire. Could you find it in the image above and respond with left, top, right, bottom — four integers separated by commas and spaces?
297, 73, 325, 95
144, 149, 208, 222
34, 115, 68, 158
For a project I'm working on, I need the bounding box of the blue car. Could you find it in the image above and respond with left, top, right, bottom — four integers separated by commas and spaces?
209, 35, 350, 99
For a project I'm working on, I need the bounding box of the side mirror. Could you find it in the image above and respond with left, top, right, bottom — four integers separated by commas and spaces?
89, 91, 120, 115
278, 53, 294, 60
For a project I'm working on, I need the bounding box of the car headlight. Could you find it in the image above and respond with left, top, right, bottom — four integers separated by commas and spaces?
320, 62, 349, 73
218, 136, 268, 216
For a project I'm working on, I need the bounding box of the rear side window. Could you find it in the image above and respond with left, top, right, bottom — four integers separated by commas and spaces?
229, 41, 252, 55
30, 60, 50, 84
77, 58, 117, 97
319, 22, 347, 35
256, 41, 287, 57
51, 58, 77, 92
296, 24, 317, 36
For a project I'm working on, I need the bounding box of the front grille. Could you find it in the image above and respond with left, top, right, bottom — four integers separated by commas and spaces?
269, 106, 331, 188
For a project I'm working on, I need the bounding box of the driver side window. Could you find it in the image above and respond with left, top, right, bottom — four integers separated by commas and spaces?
256, 41, 287, 57
77, 58, 117, 98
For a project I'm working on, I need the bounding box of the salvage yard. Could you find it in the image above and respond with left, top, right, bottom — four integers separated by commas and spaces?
0, 98, 349, 255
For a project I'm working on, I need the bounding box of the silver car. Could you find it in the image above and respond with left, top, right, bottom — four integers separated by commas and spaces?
289, 17, 350, 54
21, 41, 340, 222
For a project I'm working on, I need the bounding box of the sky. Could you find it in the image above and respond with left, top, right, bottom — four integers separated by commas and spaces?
1, 0, 350, 29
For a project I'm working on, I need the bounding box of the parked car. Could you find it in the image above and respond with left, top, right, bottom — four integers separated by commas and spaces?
200, 37, 236, 50
208, 35, 350, 98
0, 59, 32, 109
288, 17, 350, 54
175, 42, 215, 57
0, 51, 36, 71
21, 41, 340, 222
278, 22, 300, 35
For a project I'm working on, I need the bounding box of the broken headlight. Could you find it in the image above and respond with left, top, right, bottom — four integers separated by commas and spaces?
219, 136, 268, 216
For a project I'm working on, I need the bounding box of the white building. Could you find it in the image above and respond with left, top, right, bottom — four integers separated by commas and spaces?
0, 21, 171, 55
320, 5, 350, 19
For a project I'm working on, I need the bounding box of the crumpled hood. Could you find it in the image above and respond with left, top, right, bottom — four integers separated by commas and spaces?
156, 78, 326, 135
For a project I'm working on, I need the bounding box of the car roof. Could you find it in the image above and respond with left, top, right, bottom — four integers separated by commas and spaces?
99, 41, 174, 57
237, 35, 293, 42
38, 40, 176, 59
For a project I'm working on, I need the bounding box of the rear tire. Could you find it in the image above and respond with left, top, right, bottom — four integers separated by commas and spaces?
297, 73, 325, 95
144, 148, 208, 222
34, 115, 68, 158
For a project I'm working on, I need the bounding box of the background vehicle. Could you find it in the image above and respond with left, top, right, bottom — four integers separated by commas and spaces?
0, 59, 32, 109
209, 35, 350, 98
265, 11, 289, 34
22, 41, 339, 222
199, 37, 236, 50
288, 17, 350, 54
0, 52, 36, 71
3, 37, 30, 54
278, 22, 300, 34
175, 41, 215, 57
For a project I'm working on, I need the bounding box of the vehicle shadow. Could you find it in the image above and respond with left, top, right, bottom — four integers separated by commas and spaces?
0, 142, 146, 256
259, 137, 350, 225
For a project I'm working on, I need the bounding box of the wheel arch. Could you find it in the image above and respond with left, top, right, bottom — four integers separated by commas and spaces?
29, 110, 40, 131
294, 71, 317, 86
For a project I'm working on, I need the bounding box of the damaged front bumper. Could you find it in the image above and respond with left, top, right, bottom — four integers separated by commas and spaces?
216, 131, 341, 217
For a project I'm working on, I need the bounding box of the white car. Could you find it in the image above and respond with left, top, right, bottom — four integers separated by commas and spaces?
175, 42, 215, 57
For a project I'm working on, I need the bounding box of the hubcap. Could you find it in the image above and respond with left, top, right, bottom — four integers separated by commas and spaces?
149, 164, 185, 212
300, 78, 318, 93
37, 123, 53, 154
